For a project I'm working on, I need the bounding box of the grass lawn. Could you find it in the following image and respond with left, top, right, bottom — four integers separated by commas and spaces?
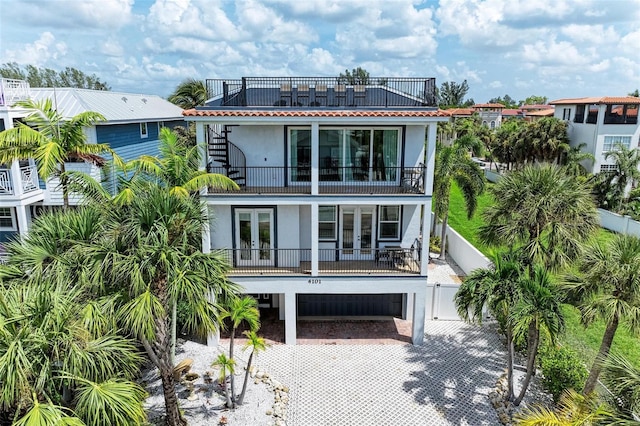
445, 182, 640, 370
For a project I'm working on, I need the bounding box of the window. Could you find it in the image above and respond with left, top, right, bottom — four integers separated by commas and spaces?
289, 129, 311, 182
586, 104, 598, 124
0, 207, 15, 229
604, 104, 639, 125
378, 206, 400, 240
574, 105, 585, 123
562, 108, 571, 120
318, 206, 337, 240
490, 121, 496, 129
600, 164, 618, 173
140, 122, 148, 138
603, 136, 632, 152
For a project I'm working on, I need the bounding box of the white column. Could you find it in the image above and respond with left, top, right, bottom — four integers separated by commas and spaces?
424, 123, 437, 196
207, 289, 221, 347
15, 205, 29, 236
196, 122, 207, 170
411, 287, 426, 346
202, 205, 211, 254
311, 202, 319, 276
10, 160, 24, 197
278, 293, 286, 320
404, 292, 414, 321
311, 121, 319, 196
284, 291, 297, 345
420, 201, 431, 275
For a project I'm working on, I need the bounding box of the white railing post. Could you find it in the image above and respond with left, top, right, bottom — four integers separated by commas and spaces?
0, 169, 13, 195
9, 161, 23, 197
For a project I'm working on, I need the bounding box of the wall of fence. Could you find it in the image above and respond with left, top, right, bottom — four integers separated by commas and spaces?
431, 214, 491, 276
598, 208, 640, 237
484, 168, 502, 183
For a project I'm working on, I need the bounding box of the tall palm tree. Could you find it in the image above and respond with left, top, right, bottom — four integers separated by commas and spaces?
168, 78, 207, 109
480, 163, 598, 271
212, 353, 236, 409
0, 98, 113, 208
562, 143, 595, 178
433, 134, 485, 260
512, 265, 565, 406
237, 330, 268, 406
221, 296, 260, 406
603, 144, 640, 213
601, 353, 640, 419
455, 251, 522, 402
562, 234, 640, 395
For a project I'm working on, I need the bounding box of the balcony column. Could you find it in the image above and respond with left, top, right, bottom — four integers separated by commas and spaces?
196, 123, 207, 170
424, 123, 437, 196
311, 202, 319, 276
420, 201, 430, 276
311, 121, 319, 195
284, 291, 297, 345
9, 160, 23, 197
15, 206, 29, 236
411, 287, 426, 346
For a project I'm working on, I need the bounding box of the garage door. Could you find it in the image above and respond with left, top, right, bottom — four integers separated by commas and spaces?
297, 294, 403, 317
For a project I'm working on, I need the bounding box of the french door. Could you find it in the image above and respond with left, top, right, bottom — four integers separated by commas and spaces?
339, 206, 375, 260
235, 209, 274, 266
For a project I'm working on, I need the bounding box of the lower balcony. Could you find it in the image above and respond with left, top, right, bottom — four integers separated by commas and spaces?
221, 247, 422, 276
0, 165, 40, 196
207, 166, 425, 195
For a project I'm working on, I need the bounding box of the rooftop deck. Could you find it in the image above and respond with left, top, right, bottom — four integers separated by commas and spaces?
205, 77, 437, 109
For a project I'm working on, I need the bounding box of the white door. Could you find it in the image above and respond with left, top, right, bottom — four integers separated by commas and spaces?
340, 206, 375, 260
235, 209, 274, 266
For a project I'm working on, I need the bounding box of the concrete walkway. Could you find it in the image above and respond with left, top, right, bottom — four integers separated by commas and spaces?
252, 320, 505, 425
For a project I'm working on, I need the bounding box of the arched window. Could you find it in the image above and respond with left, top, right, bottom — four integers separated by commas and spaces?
490, 121, 496, 129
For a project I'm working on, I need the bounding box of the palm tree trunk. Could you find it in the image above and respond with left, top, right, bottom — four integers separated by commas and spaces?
438, 210, 449, 260
222, 372, 232, 409
229, 329, 236, 407
514, 324, 539, 405
583, 314, 619, 394
60, 163, 69, 209
505, 328, 515, 402
237, 350, 254, 406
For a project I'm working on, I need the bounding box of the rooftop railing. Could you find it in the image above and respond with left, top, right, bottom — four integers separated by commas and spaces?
0, 78, 30, 106
205, 77, 437, 108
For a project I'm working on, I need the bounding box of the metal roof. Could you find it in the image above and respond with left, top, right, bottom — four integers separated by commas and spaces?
28, 88, 184, 123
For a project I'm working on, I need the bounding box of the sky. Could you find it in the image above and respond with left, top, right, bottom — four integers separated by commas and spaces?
1, 0, 639, 104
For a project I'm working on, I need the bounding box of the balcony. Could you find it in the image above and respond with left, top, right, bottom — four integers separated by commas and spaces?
0, 165, 40, 196
0, 78, 30, 107
207, 166, 425, 195
205, 77, 437, 108
221, 248, 421, 276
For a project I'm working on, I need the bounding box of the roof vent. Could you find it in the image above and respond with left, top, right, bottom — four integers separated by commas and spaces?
121, 96, 128, 102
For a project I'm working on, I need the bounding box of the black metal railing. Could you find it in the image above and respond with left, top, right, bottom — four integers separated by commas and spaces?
221, 247, 420, 275
205, 77, 437, 108
205, 166, 424, 194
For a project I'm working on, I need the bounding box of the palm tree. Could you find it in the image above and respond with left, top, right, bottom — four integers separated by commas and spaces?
0, 98, 113, 208
212, 353, 236, 409
511, 265, 565, 406
455, 251, 522, 401
237, 330, 268, 406
603, 144, 640, 213
562, 143, 595, 177
601, 353, 640, 419
480, 163, 599, 271
221, 296, 260, 406
561, 234, 640, 395
168, 78, 208, 109
433, 134, 485, 260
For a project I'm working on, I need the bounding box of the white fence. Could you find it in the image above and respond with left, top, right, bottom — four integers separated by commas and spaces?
598, 208, 640, 238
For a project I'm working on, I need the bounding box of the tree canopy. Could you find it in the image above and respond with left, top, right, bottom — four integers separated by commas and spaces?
520, 95, 549, 106
0, 62, 110, 90
488, 94, 518, 109
338, 67, 370, 84
437, 80, 473, 108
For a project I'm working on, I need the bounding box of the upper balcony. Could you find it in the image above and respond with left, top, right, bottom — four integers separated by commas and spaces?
205, 77, 437, 109
0, 79, 30, 107
0, 164, 40, 196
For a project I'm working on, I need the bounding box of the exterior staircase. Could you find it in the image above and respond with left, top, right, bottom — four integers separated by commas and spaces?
207, 124, 246, 186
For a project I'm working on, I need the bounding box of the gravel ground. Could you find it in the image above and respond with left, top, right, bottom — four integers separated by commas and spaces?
143, 340, 282, 426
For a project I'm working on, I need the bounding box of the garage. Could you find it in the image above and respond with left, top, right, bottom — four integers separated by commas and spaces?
297, 293, 403, 317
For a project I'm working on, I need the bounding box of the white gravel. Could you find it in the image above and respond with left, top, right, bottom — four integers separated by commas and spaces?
142, 339, 282, 426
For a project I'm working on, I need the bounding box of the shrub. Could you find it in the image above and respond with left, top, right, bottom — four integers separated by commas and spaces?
429, 236, 441, 253
539, 345, 588, 401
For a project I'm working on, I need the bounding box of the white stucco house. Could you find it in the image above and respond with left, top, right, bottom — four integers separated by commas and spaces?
0, 78, 185, 244
550, 96, 640, 173
184, 77, 447, 345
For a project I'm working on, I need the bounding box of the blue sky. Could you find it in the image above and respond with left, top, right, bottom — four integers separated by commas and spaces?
1, 0, 639, 104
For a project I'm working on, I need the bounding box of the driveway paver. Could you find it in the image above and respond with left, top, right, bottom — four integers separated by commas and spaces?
253, 320, 504, 425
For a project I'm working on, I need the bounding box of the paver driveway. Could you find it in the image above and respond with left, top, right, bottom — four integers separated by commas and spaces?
252, 320, 505, 425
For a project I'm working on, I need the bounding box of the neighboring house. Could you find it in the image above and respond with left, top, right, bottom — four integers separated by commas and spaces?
184, 76, 446, 345
550, 96, 640, 174
0, 78, 185, 243
472, 103, 505, 129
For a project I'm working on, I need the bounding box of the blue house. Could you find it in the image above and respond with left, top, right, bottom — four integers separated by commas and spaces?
0, 79, 185, 244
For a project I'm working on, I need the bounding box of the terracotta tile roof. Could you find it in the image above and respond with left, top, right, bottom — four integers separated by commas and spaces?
525, 109, 555, 117
472, 103, 505, 108
550, 96, 640, 105
520, 104, 552, 110
442, 108, 474, 116
183, 109, 449, 118
502, 109, 521, 116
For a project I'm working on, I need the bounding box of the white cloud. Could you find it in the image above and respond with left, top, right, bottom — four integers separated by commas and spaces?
10, 0, 134, 29
561, 24, 619, 45
618, 29, 640, 56
489, 81, 503, 89
4, 32, 68, 66
101, 38, 124, 57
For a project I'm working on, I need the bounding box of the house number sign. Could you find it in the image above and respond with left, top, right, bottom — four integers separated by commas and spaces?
308, 279, 321, 284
